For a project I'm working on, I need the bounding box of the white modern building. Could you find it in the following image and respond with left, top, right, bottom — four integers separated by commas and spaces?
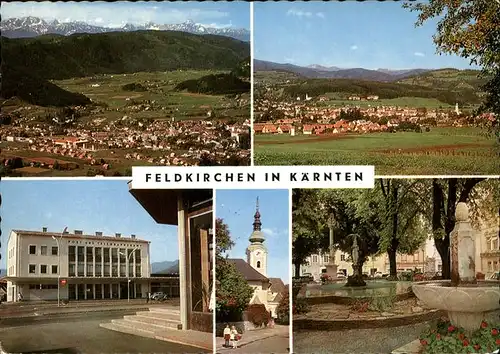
5, 228, 151, 302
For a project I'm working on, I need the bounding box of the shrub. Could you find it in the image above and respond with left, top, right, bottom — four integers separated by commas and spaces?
293, 297, 310, 315
245, 304, 270, 328
350, 300, 369, 313
276, 290, 290, 325
320, 273, 331, 284
420, 319, 500, 354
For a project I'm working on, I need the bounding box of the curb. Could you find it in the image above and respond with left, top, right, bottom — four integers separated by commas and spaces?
154, 335, 212, 352
293, 309, 445, 331
0, 307, 150, 320
216, 331, 289, 351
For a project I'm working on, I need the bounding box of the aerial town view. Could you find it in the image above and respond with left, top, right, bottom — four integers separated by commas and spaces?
253, 2, 498, 175
216, 190, 290, 353
0, 179, 214, 353
0, 1, 251, 177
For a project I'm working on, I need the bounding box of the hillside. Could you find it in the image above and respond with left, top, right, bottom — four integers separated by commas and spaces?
175, 73, 250, 95
2, 64, 92, 107
2, 30, 250, 81
280, 78, 481, 106
397, 68, 488, 91
254, 59, 430, 82
151, 260, 177, 274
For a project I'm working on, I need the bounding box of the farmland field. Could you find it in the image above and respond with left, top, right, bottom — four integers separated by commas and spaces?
54, 70, 249, 122
254, 127, 499, 175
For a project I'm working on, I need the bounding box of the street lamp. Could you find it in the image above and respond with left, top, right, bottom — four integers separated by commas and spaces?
119, 247, 139, 302
52, 227, 68, 307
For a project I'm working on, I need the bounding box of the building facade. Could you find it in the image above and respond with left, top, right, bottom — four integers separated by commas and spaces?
231, 198, 286, 318
299, 238, 440, 281
6, 228, 151, 302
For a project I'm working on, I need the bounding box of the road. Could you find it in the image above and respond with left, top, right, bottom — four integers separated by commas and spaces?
219, 335, 290, 354
293, 323, 431, 354
0, 318, 208, 354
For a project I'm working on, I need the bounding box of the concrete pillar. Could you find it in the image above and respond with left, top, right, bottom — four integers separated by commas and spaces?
178, 193, 191, 330
451, 203, 476, 284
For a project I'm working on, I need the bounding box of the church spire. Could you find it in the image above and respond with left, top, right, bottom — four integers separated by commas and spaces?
249, 196, 264, 243
253, 197, 261, 231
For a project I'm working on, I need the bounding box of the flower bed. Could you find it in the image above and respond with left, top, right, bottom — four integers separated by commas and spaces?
419, 319, 500, 354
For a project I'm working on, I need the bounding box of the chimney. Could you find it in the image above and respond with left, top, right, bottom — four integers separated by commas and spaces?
74, 230, 83, 235
95, 231, 103, 237
131, 234, 136, 239
42, 227, 47, 232
115, 233, 121, 238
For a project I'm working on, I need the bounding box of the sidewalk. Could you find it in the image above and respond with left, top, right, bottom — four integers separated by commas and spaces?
215, 325, 289, 351
0, 302, 179, 320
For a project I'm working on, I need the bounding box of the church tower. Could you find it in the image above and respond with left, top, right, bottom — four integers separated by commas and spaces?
246, 197, 268, 276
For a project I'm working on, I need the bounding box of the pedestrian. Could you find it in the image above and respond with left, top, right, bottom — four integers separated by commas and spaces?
146, 292, 150, 304
230, 325, 240, 349
223, 324, 231, 348
17, 292, 23, 302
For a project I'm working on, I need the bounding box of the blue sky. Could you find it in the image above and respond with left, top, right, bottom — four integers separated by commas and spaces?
216, 189, 290, 284
2, 1, 250, 29
0, 180, 179, 270
254, 2, 478, 70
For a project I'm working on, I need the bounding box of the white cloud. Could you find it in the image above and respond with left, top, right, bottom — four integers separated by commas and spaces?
287, 8, 324, 19
1, 2, 233, 28
262, 228, 288, 238
414, 52, 425, 57
284, 57, 296, 63
350, 45, 358, 50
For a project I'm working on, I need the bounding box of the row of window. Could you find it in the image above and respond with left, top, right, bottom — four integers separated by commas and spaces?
29, 245, 58, 256
29, 264, 58, 274
29, 284, 58, 290
8, 248, 14, 259
68, 246, 141, 264
68, 263, 141, 277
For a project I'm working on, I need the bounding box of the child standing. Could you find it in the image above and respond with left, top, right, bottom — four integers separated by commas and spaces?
223, 324, 231, 348
230, 325, 240, 349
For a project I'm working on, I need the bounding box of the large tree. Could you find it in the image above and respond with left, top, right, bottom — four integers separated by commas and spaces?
319, 190, 381, 285
215, 218, 253, 322
356, 179, 428, 279
405, 0, 500, 142
418, 178, 488, 279
292, 189, 329, 278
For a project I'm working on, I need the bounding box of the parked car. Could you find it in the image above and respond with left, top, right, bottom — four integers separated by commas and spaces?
336, 272, 346, 279
300, 273, 314, 283
489, 272, 500, 280
151, 292, 166, 300
373, 272, 383, 278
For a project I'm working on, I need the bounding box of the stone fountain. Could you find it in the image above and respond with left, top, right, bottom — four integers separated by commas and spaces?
412, 202, 500, 334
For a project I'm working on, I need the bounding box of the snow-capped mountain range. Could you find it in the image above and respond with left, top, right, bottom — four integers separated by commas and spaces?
1, 17, 250, 42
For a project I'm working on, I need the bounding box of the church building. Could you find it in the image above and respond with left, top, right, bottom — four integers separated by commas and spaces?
228, 198, 286, 318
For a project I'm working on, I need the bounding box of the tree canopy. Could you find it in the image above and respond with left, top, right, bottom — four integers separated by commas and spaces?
404, 0, 500, 141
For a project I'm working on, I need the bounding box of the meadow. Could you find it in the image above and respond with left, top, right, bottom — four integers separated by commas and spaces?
254, 127, 498, 175
54, 70, 249, 122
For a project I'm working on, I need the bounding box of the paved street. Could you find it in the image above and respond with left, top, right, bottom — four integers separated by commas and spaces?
0, 318, 208, 354
222, 334, 290, 354
293, 322, 432, 354
216, 326, 290, 354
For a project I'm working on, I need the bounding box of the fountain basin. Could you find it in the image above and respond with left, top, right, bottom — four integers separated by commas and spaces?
412, 280, 500, 333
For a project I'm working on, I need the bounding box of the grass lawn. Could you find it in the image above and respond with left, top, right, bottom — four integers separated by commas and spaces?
254, 127, 499, 175
54, 70, 249, 121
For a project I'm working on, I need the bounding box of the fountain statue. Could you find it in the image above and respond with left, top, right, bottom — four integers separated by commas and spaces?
346, 233, 366, 287
324, 214, 338, 279
412, 202, 500, 334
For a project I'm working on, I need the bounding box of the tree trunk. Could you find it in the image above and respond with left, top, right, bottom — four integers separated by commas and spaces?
294, 262, 301, 279
389, 185, 399, 279
388, 249, 398, 279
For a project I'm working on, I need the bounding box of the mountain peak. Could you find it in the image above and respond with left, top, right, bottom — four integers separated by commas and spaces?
1, 16, 250, 42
